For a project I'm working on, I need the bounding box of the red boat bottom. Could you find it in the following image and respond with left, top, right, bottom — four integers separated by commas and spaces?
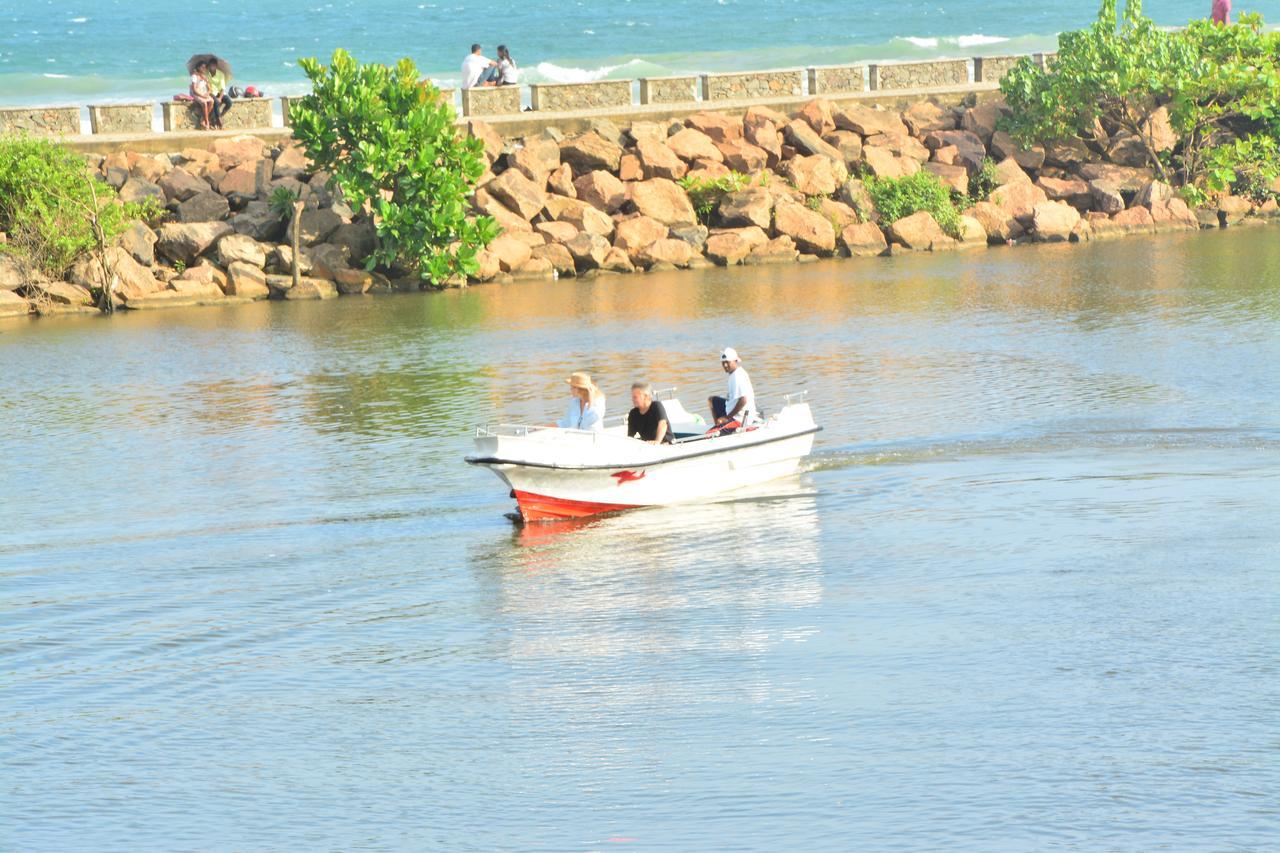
513, 489, 640, 522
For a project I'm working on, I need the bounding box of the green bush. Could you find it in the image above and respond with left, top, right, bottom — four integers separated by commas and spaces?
291, 49, 498, 285
1202, 136, 1280, 203
0, 137, 134, 278
678, 171, 751, 224
865, 171, 962, 237
967, 158, 1000, 204
1001, 1, 1280, 194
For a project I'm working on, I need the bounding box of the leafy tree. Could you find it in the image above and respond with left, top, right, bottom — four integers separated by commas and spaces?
1000, 0, 1280, 196
0, 137, 137, 280
290, 49, 498, 285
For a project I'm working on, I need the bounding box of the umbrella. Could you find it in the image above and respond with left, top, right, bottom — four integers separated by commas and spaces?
186, 54, 233, 78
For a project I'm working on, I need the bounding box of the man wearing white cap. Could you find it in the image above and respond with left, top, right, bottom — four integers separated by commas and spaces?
708, 346, 755, 432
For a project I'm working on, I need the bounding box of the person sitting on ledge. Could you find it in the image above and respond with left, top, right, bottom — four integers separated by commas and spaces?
462, 44, 500, 88
189, 62, 215, 131
496, 45, 519, 86
207, 56, 233, 129
627, 382, 672, 444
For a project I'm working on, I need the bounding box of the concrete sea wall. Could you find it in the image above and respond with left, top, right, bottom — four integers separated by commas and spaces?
0, 52, 1064, 140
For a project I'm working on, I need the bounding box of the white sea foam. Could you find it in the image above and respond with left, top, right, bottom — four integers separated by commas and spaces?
903, 36, 938, 48
532, 58, 651, 84
956, 34, 1010, 47
43, 73, 71, 78
70, 17, 88, 23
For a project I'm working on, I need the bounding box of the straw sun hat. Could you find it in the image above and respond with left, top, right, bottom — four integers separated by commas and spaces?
565, 371, 596, 391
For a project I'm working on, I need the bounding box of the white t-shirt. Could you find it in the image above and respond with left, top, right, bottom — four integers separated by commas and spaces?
461, 53, 492, 88
557, 396, 605, 431
726, 367, 755, 420
498, 58, 519, 84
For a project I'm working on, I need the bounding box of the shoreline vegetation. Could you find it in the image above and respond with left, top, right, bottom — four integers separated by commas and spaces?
1, 1, 1278, 321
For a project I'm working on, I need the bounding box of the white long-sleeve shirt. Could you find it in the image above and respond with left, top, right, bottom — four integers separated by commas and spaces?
557, 397, 605, 431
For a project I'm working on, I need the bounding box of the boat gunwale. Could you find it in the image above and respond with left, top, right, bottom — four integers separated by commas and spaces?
465, 425, 822, 471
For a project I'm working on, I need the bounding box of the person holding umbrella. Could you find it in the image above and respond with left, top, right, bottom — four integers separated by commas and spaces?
186, 54, 233, 129
187, 58, 215, 130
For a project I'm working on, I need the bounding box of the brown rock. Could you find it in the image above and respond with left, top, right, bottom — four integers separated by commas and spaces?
964, 201, 1018, 243
475, 189, 534, 234
0, 290, 31, 317
783, 154, 848, 196
667, 128, 722, 163
273, 144, 310, 179
924, 130, 987, 173
572, 170, 627, 213
487, 234, 534, 272
627, 179, 697, 226
1217, 195, 1252, 226
863, 147, 916, 180
823, 130, 864, 169
177, 191, 230, 223
798, 99, 837, 136
159, 168, 209, 202
836, 105, 909, 138
924, 162, 969, 194
178, 147, 219, 176
130, 154, 171, 183
636, 238, 695, 268
613, 215, 669, 254
23, 280, 93, 306
716, 187, 773, 229
117, 222, 158, 267
544, 195, 615, 237
468, 120, 504, 165
902, 101, 956, 136
743, 105, 788, 134
298, 208, 344, 245
686, 162, 731, 182
773, 202, 837, 255
744, 118, 783, 165
704, 232, 753, 265
283, 276, 338, 300
864, 132, 930, 164
745, 235, 799, 265
216, 234, 267, 268
1111, 205, 1156, 233
932, 144, 960, 166
168, 277, 225, 300
957, 215, 987, 247
1036, 176, 1091, 208
1141, 106, 1178, 154
565, 232, 612, 271
839, 221, 889, 257
716, 139, 769, 173
812, 198, 859, 230
626, 121, 668, 145
118, 177, 165, 207
961, 101, 1008, 145
1044, 138, 1092, 170
304, 244, 350, 280
992, 157, 1031, 186
990, 181, 1048, 224
535, 220, 579, 244
990, 131, 1045, 171
532, 242, 576, 275
156, 221, 233, 265
70, 246, 161, 300
711, 225, 769, 249
634, 139, 687, 181
1076, 163, 1154, 193
559, 131, 623, 173
618, 153, 644, 182
1032, 201, 1081, 242
1106, 135, 1150, 168
547, 163, 575, 197
685, 111, 742, 144
598, 247, 635, 274
225, 261, 270, 298
1133, 179, 1174, 209
783, 119, 845, 163
1149, 198, 1199, 230
887, 211, 954, 251
511, 137, 560, 185
506, 231, 546, 249
1088, 180, 1125, 215
488, 169, 547, 221
839, 179, 877, 221
212, 135, 267, 169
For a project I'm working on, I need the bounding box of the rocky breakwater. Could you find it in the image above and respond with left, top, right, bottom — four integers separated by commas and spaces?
3, 98, 1277, 321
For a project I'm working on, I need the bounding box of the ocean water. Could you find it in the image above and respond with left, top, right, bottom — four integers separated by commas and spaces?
2, 0, 1278, 105
3, 228, 1279, 850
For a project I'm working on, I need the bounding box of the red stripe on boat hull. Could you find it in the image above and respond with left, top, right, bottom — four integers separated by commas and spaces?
513, 490, 641, 522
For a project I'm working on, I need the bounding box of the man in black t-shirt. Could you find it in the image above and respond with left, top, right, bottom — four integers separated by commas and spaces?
627, 382, 673, 444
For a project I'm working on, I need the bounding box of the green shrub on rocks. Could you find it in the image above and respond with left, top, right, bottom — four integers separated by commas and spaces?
1001, 0, 1280, 195
865, 171, 962, 238
0, 137, 136, 279
290, 49, 498, 285
678, 171, 751, 224
966, 158, 1000, 204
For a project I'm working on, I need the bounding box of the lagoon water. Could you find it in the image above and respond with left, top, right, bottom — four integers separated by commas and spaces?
3, 229, 1280, 850
4, 0, 1280, 104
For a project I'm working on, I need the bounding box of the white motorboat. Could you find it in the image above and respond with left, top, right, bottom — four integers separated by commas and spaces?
466, 391, 820, 522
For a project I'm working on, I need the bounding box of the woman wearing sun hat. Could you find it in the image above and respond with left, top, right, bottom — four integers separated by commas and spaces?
556, 371, 606, 432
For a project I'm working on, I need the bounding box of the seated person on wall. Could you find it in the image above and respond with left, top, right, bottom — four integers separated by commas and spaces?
708, 346, 755, 433
495, 45, 519, 85
462, 44, 500, 88
627, 382, 672, 444
557, 371, 606, 432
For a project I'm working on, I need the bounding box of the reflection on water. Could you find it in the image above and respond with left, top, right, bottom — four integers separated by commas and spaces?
2, 228, 1279, 850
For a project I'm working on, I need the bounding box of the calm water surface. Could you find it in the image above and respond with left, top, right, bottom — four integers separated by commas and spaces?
3, 229, 1279, 850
